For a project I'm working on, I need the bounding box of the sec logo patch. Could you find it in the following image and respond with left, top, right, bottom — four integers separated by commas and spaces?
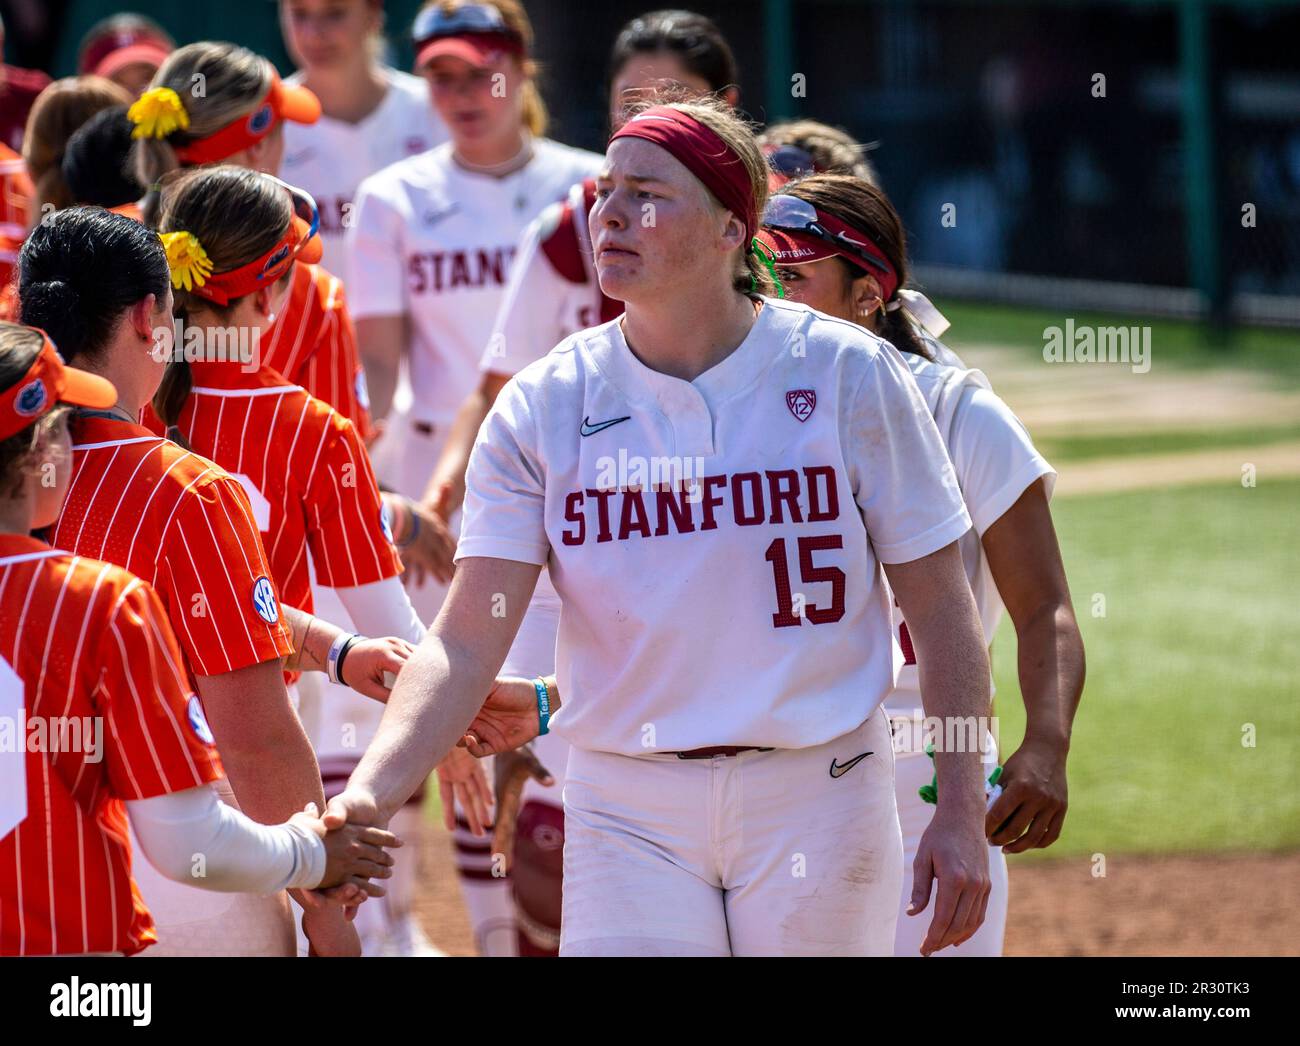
187, 695, 215, 745
251, 576, 280, 624
379, 503, 394, 543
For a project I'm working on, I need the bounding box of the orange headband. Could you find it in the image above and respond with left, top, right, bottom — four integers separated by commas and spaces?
0, 330, 117, 441
171, 72, 321, 167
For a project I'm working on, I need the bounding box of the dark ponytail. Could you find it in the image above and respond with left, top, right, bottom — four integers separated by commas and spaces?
17, 207, 170, 367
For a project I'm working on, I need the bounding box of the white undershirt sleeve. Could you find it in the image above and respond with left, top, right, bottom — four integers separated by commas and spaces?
126, 785, 326, 893
331, 575, 427, 643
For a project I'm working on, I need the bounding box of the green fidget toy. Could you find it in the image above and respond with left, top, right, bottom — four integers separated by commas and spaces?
918, 742, 1003, 806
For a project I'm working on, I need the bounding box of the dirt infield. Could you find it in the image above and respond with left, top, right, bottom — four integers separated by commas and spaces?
411, 825, 1300, 956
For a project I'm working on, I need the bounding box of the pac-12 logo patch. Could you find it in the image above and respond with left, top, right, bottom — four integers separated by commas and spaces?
786, 389, 816, 422
251, 576, 280, 624
186, 695, 215, 745
14, 379, 48, 417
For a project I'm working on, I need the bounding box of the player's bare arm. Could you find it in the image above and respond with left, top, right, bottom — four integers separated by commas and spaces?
980, 479, 1086, 853
884, 542, 993, 956
327, 556, 541, 828
281, 603, 415, 702
422, 369, 513, 518
355, 314, 407, 425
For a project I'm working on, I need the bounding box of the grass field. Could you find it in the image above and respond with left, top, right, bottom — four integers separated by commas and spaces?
990, 478, 1300, 857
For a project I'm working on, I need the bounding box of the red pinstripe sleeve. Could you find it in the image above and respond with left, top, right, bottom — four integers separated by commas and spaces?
304, 413, 401, 588
158, 475, 294, 675
323, 279, 373, 442
97, 579, 223, 801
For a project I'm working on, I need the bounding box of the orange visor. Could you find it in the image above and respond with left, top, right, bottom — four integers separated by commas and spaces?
0, 329, 117, 440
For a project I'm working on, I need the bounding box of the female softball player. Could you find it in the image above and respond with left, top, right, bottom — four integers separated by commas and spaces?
130, 41, 372, 439
76, 13, 174, 98
0, 142, 30, 320
422, 7, 744, 957
279, 0, 447, 275
757, 172, 1086, 955
329, 97, 997, 957
757, 119, 879, 189
151, 165, 470, 956
0, 321, 399, 956
17, 207, 403, 957
346, 0, 601, 952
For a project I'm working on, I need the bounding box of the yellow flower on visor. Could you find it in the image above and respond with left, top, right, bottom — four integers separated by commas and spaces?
128, 86, 190, 140
160, 231, 213, 291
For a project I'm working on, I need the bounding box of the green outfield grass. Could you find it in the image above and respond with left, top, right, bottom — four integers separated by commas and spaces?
990, 477, 1300, 858
1035, 424, 1300, 464
941, 300, 1300, 383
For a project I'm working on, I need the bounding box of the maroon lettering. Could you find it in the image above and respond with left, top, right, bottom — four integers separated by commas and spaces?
765, 469, 803, 525
407, 254, 427, 295
584, 488, 616, 543
562, 491, 585, 546
805, 465, 839, 522
654, 487, 695, 536
699, 475, 727, 531
617, 488, 652, 540
731, 472, 765, 526
449, 252, 472, 289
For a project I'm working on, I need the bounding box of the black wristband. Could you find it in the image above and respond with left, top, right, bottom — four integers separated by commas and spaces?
335, 634, 363, 688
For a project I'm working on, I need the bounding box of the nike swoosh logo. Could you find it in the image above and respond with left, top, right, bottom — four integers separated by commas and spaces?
423, 204, 459, 227
829, 751, 873, 778
580, 415, 631, 437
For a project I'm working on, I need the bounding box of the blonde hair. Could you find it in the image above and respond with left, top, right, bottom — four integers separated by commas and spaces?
154, 165, 292, 427
420, 0, 548, 137
758, 119, 879, 187
131, 42, 275, 196
22, 76, 132, 215
629, 95, 773, 296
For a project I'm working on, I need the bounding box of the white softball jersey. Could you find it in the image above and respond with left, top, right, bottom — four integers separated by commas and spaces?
458, 298, 973, 755
884, 351, 1057, 722
346, 139, 603, 440
282, 67, 447, 275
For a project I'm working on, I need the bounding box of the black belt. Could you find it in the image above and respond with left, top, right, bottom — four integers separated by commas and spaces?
674, 746, 774, 760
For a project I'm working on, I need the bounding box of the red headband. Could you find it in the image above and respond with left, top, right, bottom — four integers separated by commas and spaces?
757, 205, 899, 303
173, 215, 322, 307
172, 73, 321, 167
609, 106, 757, 245
0, 330, 117, 440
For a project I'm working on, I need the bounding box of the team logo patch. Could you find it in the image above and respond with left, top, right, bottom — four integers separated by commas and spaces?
186, 695, 215, 745
406, 136, 427, 155
786, 389, 816, 422
14, 379, 47, 417
251, 576, 280, 624
355, 368, 370, 411
247, 103, 274, 136
379, 503, 394, 543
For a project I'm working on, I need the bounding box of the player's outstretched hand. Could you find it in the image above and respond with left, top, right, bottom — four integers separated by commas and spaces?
985, 737, 1068, 853
459, 674, 544, 758
342, 636, 415, 702
290, 802, 403, 895
908, 806, 992, 956
390, 486, 458, 586
435, 745, 493, 837
491, 745, 554, 872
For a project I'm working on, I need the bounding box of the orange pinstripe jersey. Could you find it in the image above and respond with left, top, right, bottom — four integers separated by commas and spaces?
261, 262, 373, 441
50, 416, 294, 680
164, 361, 401, 622
0, 534, 223, 956
0, 143, 31, 320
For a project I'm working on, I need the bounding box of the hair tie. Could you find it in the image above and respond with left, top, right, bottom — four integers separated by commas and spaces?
159, 231, 212, 291
128, 87, 190, 140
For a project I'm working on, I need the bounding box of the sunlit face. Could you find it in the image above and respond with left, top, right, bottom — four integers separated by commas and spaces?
30, 410, 73, 528
423, 53, 525, 147
591, 136, 739, 305
775, 257, 859, 322
609, 52, 714, 128
281, 0, 378, 70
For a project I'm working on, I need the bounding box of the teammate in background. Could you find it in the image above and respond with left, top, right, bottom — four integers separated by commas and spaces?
0, 321, 400, 956
758, 173, 1085, 955
0, 13, 51, 152
60, 106, 146, 218
279, 0, 447, 276
347, 0, 602, 955
757, 119, 879, 189
17, 208, 401, 957
424, 6, 742, 959
330, 97, 995, 957
0, 142, 32, 320
76, 14, 175, 99
153, 167, 487, 955
22, 75, 131, 221
131, 42, 372, 440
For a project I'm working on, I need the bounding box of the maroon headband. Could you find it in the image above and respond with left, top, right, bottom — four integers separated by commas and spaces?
609, 106, 757, 245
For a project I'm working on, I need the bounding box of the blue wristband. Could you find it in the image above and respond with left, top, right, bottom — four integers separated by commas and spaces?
533, 677, 551, 736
